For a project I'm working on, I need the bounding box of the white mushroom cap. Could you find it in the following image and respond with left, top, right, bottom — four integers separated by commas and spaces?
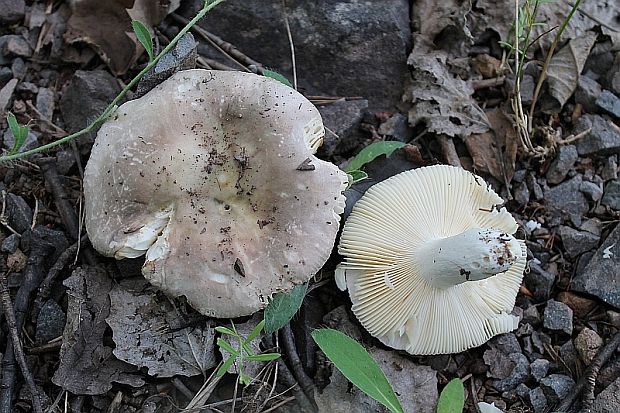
335, 165, 526, 355
84, 69, 347, 318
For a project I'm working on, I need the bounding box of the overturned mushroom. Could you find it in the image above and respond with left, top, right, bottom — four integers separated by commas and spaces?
335, 165, 527, 355
84, 69, 347, 318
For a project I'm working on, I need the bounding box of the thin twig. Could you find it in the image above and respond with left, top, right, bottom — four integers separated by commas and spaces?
555, 330, 620, 412
0, 273, 42, 413
280, 325, 316, 402
170, 13, 262, 73
281, 0, 297, 90
32, 237, 86, 319
437, 135, 461, 167
472, 76, 506, 91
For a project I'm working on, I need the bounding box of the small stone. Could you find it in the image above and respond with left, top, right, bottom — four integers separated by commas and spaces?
575, 76, 602, 113
513, 181, 530, 205
11, 57, 26, 79
556, 291, 597, 319
516, 383, 530, 398
317, 99, 368, 158
602, 179, 620, 210
543, 299, 573, 334
377, 113, 412, 142
4, 35, 32, 58
544, 175, 589, 226
0, 67, 13, 84
580, 180, 604, 201
601, 155, 618, 181
560, 226, 600, 257
59, 70, 122, 139
0, 0, 25, 24
35, 299, 66, 344
15, 81, 38, 94
6, 249, 27, 272
0, 77, 17, 113
560, 340, 579, 371
530, 359, 550, 382
546, 145, 578, 184
35, 87, 55, 121
580, 218, 603, 236
574, 327, 603, 364
608, 54, 620, 95
590, 378, 620, 413
527, 172, 544, 200
525, 262, 556, 301
528, 387, 548, 413
540, 374, 576, 405
574, 114, 620, 156
135, 33, 197, 98
4, 193, 32, 234
491, 353, 530, 391
596, 90, 620, 120
513, 169, 527, 183
522, 305, 541, 325
608, 311, 620, 328
1, 233, 19, 253
488, 333, 522, 354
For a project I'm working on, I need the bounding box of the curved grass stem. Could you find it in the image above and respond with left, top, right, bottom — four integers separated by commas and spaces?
0, 0, 226, 163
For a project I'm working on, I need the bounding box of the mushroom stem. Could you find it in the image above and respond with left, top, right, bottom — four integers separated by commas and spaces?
416, 228, 522, 290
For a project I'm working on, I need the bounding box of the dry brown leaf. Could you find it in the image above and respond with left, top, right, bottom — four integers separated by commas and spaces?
52, 267, 144, 395
107, 278, 217, 378
64, 0, 179, 75
469, 0, 620, 49
465, 109, 518, 183
406, 51, 490, 138
542, 31, 598, 114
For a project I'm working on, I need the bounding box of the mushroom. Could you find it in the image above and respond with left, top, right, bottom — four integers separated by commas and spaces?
335, 164, 527, 355
84, 69, 347, 318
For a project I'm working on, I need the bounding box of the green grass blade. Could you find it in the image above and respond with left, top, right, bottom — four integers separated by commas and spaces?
436, 378, 465, 413
264, 283, 308, 334
214, 326, 236, 336
245, 319, 265, 343
216, 338, 238, 356
263, 69, 293, 87
132, 20, 154, 61
216, 356, 236, 377
245, 353, 281, 362
311, 329, 404, 413
344, 141, 406, 173
6, 112, 29, 155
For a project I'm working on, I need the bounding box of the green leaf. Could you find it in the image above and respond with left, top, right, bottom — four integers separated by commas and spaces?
344, 141, 406, 173
245, 319, 265, 344
216, 338, 238, 356
436, 378, 465, 413
7, 112, 29, 155
347, 170, 368, 184
215, 326, 236, 336
264, 283, 308, 334
245, 352, 281, 362
263, 69, 293, 87
239, 369, 251, 386
311, 329, 404, 413
216, 356, 236, 377
132, 20, 154, 61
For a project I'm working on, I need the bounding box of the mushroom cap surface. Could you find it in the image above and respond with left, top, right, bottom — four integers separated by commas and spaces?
335, 165, 527, 355
84, 69, 347, 318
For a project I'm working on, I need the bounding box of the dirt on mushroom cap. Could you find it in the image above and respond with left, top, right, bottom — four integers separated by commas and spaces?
84, 69, 348, 318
